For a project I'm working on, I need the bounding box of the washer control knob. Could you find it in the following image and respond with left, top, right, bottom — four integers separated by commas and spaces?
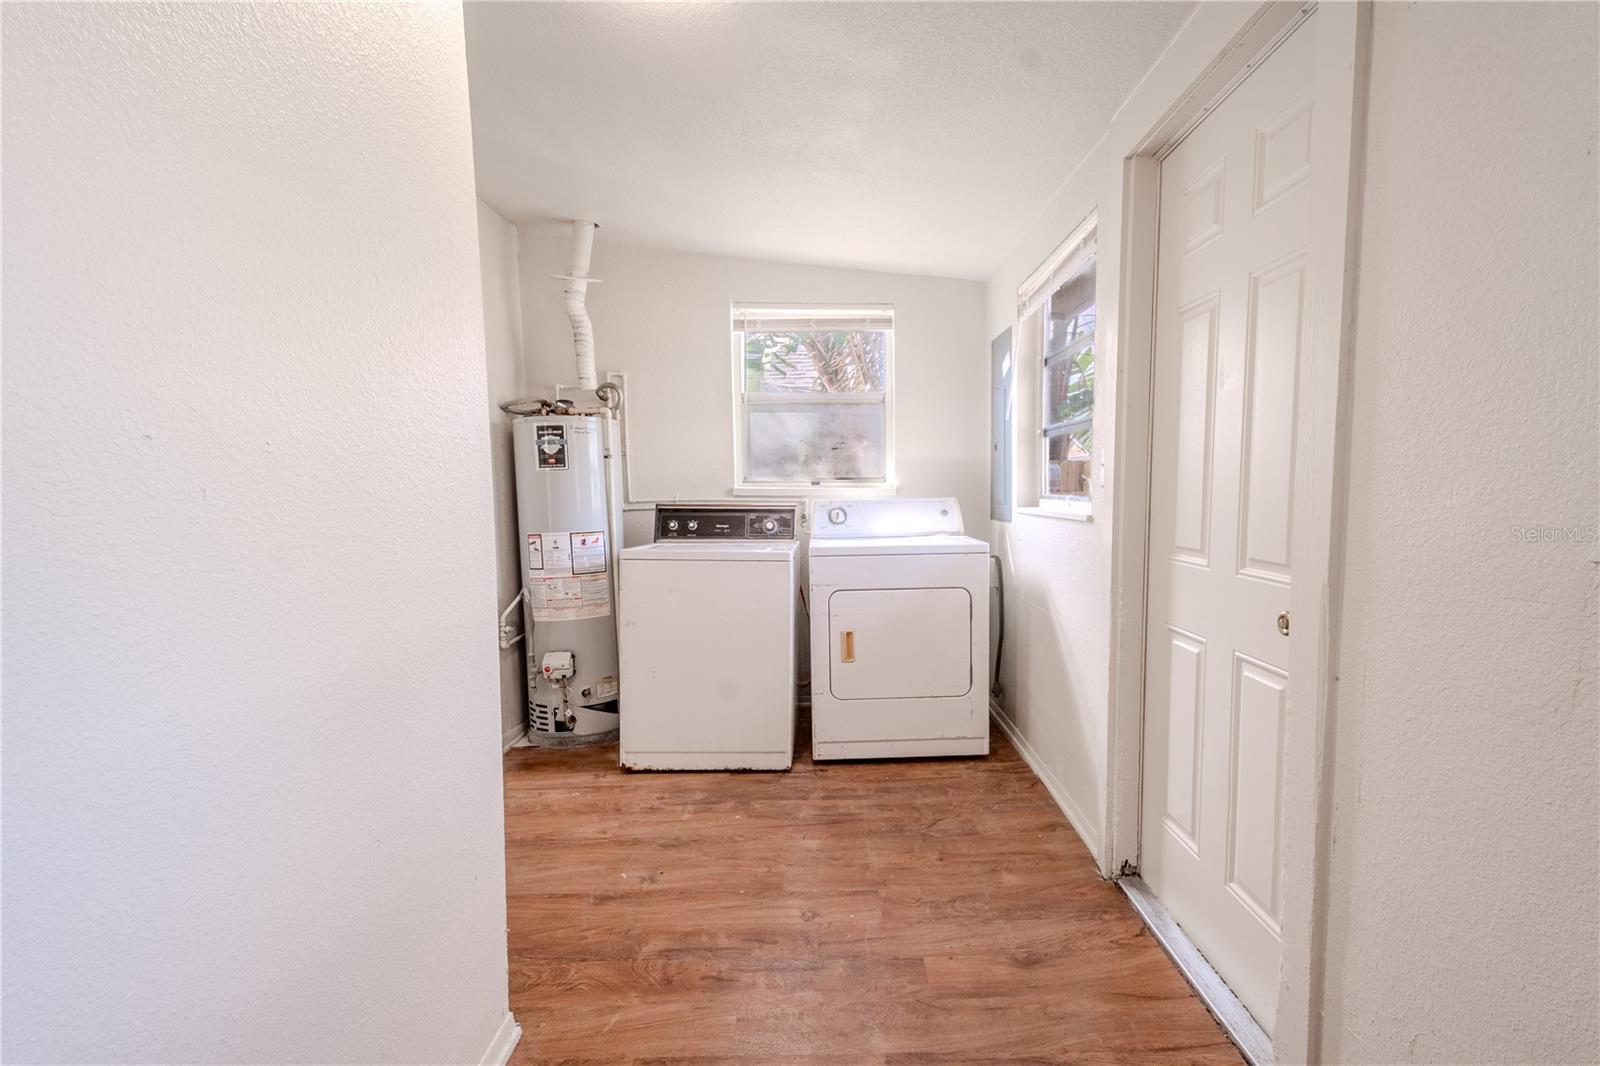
666, 519, 679, 531
763, 518, 778, 533
828, 507, 847, 526
687, 520, 699, 531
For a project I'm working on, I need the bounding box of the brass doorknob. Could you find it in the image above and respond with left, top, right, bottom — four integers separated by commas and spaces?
1276, 611, 1291, 636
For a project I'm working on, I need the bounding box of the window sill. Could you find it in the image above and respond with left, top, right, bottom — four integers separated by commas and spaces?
1015, 502, 1093, 523
733, 483, 894, 499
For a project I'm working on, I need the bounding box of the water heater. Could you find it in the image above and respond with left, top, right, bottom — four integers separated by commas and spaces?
511, 409, 622, 744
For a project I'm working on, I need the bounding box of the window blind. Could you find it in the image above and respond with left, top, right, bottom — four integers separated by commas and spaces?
732, 306, 894, 333
1017, 218, 1098, 319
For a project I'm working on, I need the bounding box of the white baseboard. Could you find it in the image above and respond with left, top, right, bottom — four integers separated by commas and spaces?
502, 722, 526, 753
479, 1010, 522, 1066
989, 700, 1104, 862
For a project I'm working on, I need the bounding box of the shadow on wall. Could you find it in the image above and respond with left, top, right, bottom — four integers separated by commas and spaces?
488, 409, 528, 747
989, 520, 1105, 856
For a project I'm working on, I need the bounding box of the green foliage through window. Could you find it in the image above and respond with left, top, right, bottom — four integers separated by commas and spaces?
734, 309, 893, 485
743, 330, 887, 394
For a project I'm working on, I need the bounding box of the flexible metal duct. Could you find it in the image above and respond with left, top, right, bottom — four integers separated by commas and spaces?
562, 220, 598, 389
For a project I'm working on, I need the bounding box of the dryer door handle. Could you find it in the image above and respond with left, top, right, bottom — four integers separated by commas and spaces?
840, 629, 856, 663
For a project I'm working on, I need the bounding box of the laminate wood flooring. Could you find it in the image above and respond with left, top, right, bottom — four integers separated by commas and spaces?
502, 730, 1243, 1065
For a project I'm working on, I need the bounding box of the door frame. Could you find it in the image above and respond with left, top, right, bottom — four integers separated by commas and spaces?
1103, 2, 1370, 1060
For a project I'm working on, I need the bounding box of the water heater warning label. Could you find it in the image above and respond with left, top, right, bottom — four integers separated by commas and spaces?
535, 424, 567, 470
527, 529, 611, 621
570, 531, 608, 575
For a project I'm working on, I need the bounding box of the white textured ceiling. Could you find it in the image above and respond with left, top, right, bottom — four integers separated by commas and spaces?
465, 2, 1194, 280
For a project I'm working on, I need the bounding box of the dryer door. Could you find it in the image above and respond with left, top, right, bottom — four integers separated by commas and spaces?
828, 587, 972, 700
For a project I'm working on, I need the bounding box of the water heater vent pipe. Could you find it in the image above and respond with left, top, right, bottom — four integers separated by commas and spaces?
556, 220, 599, 389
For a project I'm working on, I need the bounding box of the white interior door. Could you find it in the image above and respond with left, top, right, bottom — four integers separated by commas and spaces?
1140, 17, 1315, 1033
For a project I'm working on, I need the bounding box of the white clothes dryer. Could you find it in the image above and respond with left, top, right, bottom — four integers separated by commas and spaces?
807, 497, 989, 760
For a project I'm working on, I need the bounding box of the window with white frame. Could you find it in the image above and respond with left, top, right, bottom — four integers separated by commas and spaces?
1041, 268, 1095, 500
732, 305, 893, 488
1017, 218, 1096, 510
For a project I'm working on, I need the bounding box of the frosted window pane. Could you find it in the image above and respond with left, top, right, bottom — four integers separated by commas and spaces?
745, 403, 886, 482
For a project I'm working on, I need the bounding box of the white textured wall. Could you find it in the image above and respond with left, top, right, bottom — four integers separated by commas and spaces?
2, 5, 513, 1063
1317, 4, 1599, 1062
513, 223, 989, 536
982, 4, 1251, 860
984, 5, 1599, 1057
478, 201, 530, 749
983, 135, 1115, 853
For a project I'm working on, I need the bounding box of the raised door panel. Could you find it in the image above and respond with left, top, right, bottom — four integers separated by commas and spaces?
1238, 258, 1306, 583
1184, 158, 1226, 254
1253, 94, 1314, 213
1172, 296, 1220, 565
1162, 629, 1207, 853
1227, 654, 1288, 932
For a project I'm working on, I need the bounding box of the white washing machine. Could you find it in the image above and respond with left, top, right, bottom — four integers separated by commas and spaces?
808, 497, 990, 760
618, 504, 798, 770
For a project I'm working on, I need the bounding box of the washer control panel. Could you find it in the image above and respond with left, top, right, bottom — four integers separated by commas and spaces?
655, 505, 796, 540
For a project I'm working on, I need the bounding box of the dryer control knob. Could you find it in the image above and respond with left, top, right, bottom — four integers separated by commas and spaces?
762, 518, 778, 533
687, 520, 699, 531
666, 519, 679, 531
